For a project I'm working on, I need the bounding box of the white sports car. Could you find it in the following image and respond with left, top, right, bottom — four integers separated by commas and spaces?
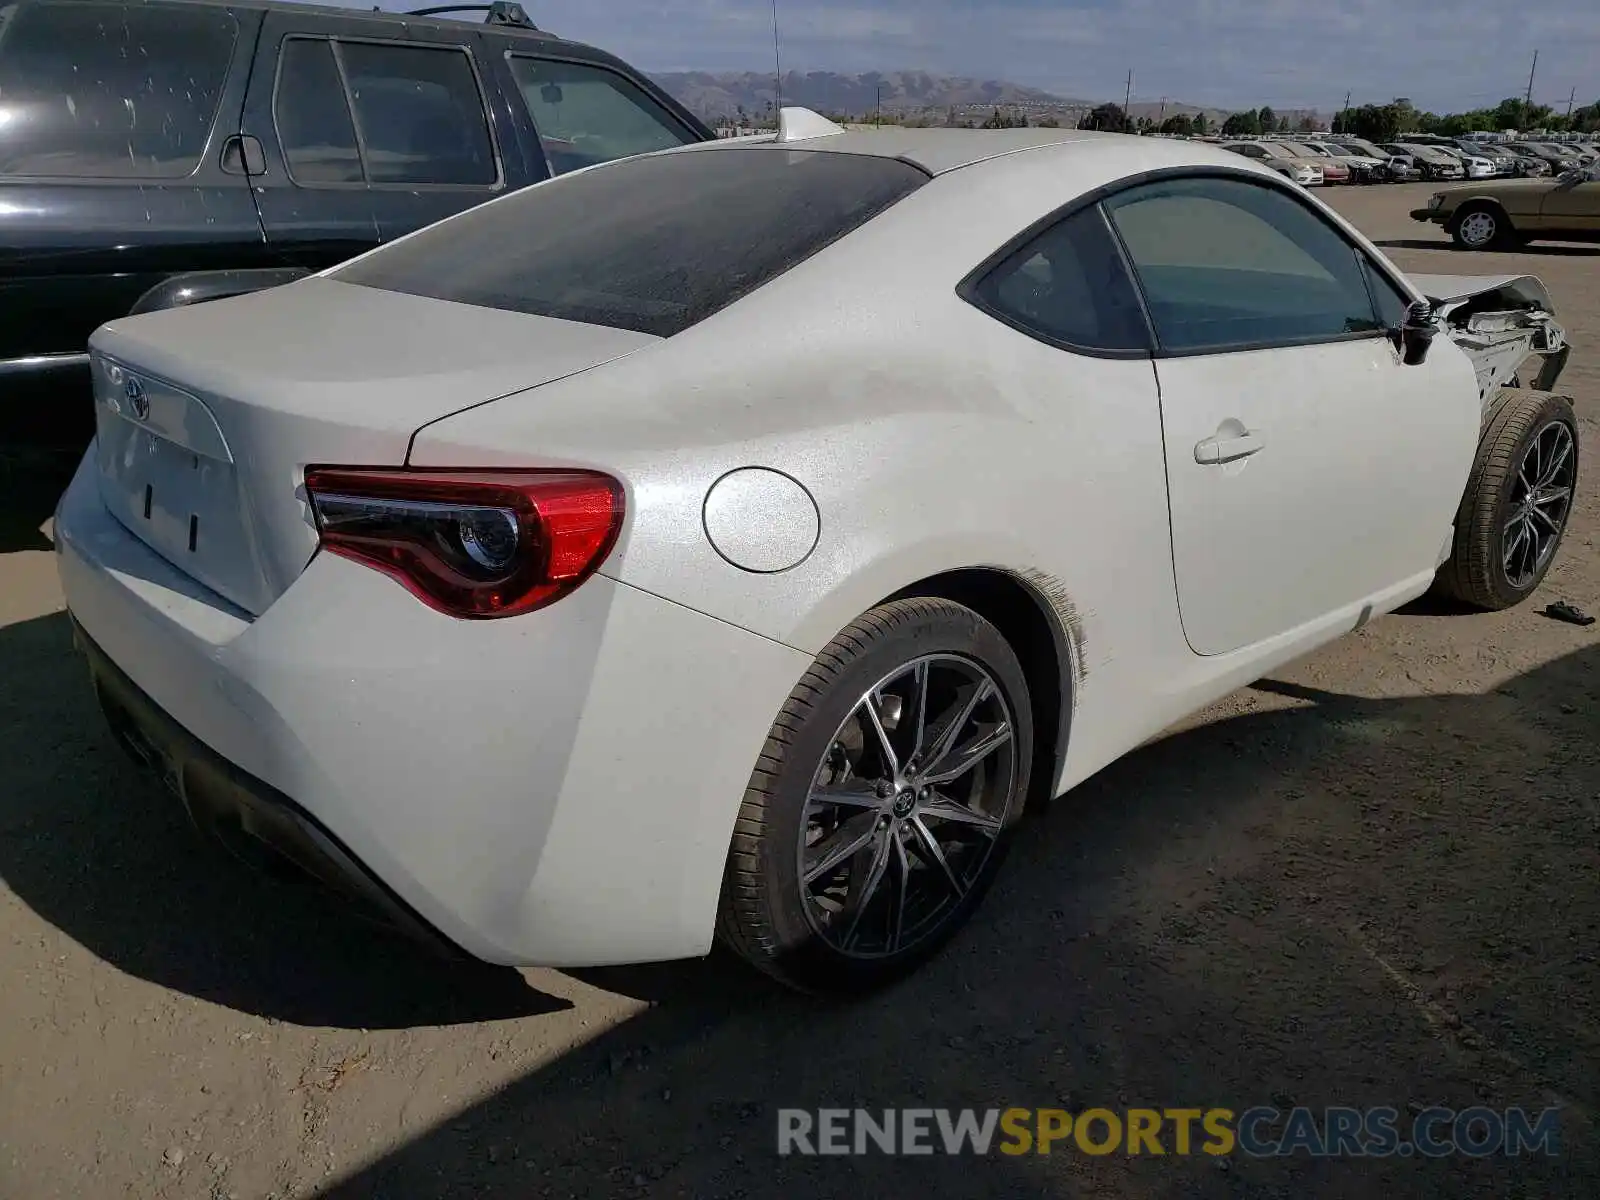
56, 111, 1577, 993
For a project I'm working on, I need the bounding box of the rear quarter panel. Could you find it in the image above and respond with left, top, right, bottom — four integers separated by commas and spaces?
411, 140, 1287, 790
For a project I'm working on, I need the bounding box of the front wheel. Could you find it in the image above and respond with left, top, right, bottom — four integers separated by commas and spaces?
1434, 391, 1579, 610
1451, 203, 1512, 249
717, 598, 1033, 994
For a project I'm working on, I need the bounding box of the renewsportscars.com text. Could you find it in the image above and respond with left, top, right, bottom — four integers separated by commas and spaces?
777, 1106, 1561, 1158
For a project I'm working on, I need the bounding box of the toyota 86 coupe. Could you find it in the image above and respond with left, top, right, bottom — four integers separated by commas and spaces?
56, 110, 1578, 994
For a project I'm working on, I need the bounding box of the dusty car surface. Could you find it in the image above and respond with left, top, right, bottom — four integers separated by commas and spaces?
1412, 164, 1600, 248
56, 113, 1577, 995
1277, 142, 1351, 184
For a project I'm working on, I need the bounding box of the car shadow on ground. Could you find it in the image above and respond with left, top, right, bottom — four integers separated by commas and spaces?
4, 602, 1595, 1195
0, 610, 569, 1028
305, 637, 1600, 1199
1375, 237, 1600, 258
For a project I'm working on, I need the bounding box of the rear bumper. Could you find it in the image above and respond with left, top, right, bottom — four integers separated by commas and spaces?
77, 619, 465, 955
55, 449, 811, 966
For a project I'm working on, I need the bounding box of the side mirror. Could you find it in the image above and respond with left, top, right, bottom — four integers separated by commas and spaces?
1399, 298, 1437, 366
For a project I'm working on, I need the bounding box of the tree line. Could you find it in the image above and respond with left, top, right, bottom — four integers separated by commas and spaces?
1076, 95, 1600, 140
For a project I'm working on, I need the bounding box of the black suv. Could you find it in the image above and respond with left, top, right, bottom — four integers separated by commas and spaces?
0, 0, 712, 443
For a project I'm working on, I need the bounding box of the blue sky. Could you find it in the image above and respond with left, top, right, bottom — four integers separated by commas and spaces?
313, 0, 1597, 114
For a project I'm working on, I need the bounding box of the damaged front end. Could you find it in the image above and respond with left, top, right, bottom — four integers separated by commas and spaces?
1409, 273, 1569, 415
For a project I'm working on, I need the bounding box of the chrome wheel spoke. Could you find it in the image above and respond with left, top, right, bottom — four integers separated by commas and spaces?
922, 721, 1013, 786
861, 691, 899, 779
804, 812, 880, 885
841, 829, 894, 948
1537, 434, 1573, 490
909, 815, 966, 897
887, 834, 910, 953
921, 678, 992, 775
905, 660, 930, 766
1530, 503, 1564, 534
807, 783, 884, 812
918, 790, 1002, 834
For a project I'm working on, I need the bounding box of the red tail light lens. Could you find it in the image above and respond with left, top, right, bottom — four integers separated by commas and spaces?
303, 468, 624, 619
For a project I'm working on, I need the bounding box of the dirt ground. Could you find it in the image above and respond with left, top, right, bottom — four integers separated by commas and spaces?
1, 181, 1597, 1199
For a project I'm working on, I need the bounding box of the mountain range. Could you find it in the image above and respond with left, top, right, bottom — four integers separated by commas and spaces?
647, 70, 1314, 128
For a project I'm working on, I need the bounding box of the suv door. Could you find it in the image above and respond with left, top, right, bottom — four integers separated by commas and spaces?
0, 0, 263, 400
337, 29, 506, 241
1101, 172, 1481, 656
241, 11, 384, 269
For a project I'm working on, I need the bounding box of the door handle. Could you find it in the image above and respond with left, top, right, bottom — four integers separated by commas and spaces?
219, 134, 266, 176
1194, 427, 1265, 465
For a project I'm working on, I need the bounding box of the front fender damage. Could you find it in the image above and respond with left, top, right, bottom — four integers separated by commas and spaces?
1408, 273, 1569, 413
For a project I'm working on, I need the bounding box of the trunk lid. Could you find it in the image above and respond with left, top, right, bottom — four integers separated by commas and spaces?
88, 278, 657, 615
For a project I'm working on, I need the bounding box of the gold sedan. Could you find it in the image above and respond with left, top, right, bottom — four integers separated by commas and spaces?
1411, 164, 1600, 249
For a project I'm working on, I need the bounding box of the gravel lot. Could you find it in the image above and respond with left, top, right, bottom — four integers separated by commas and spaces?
1, 182, 1597, 1199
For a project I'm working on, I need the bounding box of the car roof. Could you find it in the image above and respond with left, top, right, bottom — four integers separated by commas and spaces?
682, 123, 1261, 177
59, 0, 598, 53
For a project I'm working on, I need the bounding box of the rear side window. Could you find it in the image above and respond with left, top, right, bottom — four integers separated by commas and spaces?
275, 39, 362, 184
506, 56, 696, 177
0, 1, 237, 178
334, 148, 928, 337
338, 42, 496, 186
967, 206, 1150, 353
1104, 175, 1383, 353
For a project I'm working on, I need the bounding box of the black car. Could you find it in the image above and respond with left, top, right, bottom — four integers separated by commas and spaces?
0, 0, 713, 444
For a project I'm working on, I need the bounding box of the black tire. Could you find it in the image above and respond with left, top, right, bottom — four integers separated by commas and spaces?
1434, 390, 1579, 610
1450, 202, 1514, 250
717, 597, 1033, 994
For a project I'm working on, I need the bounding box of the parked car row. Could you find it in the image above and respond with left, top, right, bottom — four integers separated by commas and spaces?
0, 0, 715, 445
1219, 137, 1420, 184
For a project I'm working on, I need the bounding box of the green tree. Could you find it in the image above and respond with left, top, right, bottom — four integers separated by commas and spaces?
1191, 112, 1209, 135
1160, 113, 1195, 135
1078, 102, 1130, 132
1344, 103, 1402, 143
1257, 106, 1276, 131
1221, 110, 1261, 137
1296, 114, 1317, 133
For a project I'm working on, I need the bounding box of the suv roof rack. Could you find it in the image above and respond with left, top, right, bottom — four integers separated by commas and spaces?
404, 3, 540, 30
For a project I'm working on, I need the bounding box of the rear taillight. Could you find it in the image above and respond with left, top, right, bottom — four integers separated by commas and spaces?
303, 468, 624, 619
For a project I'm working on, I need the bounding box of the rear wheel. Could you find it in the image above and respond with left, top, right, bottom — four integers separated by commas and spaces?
1435, 390, 1578, 610
717, 598, 1032, 994
1451, 203, 1512, 250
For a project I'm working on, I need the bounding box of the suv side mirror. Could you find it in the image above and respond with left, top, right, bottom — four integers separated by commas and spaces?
1399, 299, 1437, 366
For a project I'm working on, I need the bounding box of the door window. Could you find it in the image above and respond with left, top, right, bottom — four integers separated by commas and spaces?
1104, 175, 1384, 353
966, 206, 1150, 353
0, 1, 237, 178
337, 42, 497, 186
506, 56, 695, 176
274, 38, 362, 183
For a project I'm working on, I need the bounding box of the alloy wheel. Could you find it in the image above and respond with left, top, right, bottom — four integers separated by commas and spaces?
1457, 210, 1498, 248
1503, 420, 1576, 590
797, 654, 1019, 959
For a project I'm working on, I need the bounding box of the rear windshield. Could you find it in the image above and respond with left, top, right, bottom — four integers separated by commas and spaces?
333, 146, 929, 337
0, 1, 237, 178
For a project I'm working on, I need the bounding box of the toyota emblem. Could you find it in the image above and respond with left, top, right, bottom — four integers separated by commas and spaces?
124, 374, 150, 421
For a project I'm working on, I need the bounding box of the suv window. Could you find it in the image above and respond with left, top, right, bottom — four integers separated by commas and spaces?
338, 42, 497, 186
275, 39, 362, 183
967, 206, 1150, 353
507, 56, 695, 176
334, 147, 927, 337
0, 1, 237, 178
1103, 175, 1384, 353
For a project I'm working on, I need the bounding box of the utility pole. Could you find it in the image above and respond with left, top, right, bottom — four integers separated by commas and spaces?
1158, 97, 1166, 124
1123, 68, 1133, 120
1524, 49, 1538, 108
1567, 87, 1577, 120
876, 83, 884, 127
